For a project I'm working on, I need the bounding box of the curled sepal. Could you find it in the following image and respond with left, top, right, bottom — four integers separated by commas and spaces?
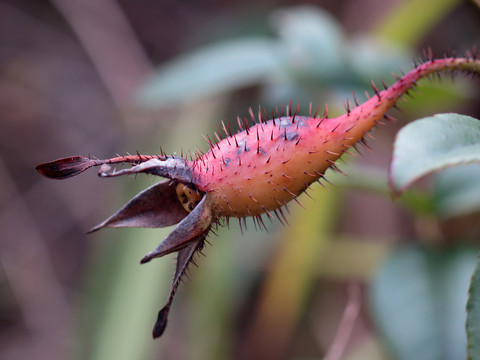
140, 194, 212, 264
153, 238, 205, 338
99, 158, 193, 185
88, 180, 189, 233
35, 154, 181, 181
36, 156, 97, 180
143, 194, 212, 338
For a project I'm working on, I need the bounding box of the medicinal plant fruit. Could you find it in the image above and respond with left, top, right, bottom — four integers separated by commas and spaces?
36, 51, 480, 338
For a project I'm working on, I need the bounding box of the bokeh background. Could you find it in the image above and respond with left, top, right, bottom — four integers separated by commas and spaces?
1, 0, 480, 359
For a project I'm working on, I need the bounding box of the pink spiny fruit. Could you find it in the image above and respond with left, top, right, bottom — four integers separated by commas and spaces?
196, 56, 480, 219
36, 52, 480, 338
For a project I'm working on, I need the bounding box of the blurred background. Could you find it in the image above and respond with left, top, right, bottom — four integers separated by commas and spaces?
1, 0, 480, 359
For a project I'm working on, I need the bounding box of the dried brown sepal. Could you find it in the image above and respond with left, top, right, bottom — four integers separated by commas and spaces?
153, 306, 169, 339
140, 194, 212, 264
88, 180, 189, 233
153, 237, 206, 338
98, 158, 194, 185
36, 156, 97, 180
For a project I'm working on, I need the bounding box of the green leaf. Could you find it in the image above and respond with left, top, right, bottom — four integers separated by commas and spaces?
433, 164, 480, 218
272, 7, 410, 84
136, 39, 284, 107
370, 246, 478, 360
271, 6, 346, 79
389, 113, 480, 195
467, 257, 480, 360
347, 37, 411, 84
